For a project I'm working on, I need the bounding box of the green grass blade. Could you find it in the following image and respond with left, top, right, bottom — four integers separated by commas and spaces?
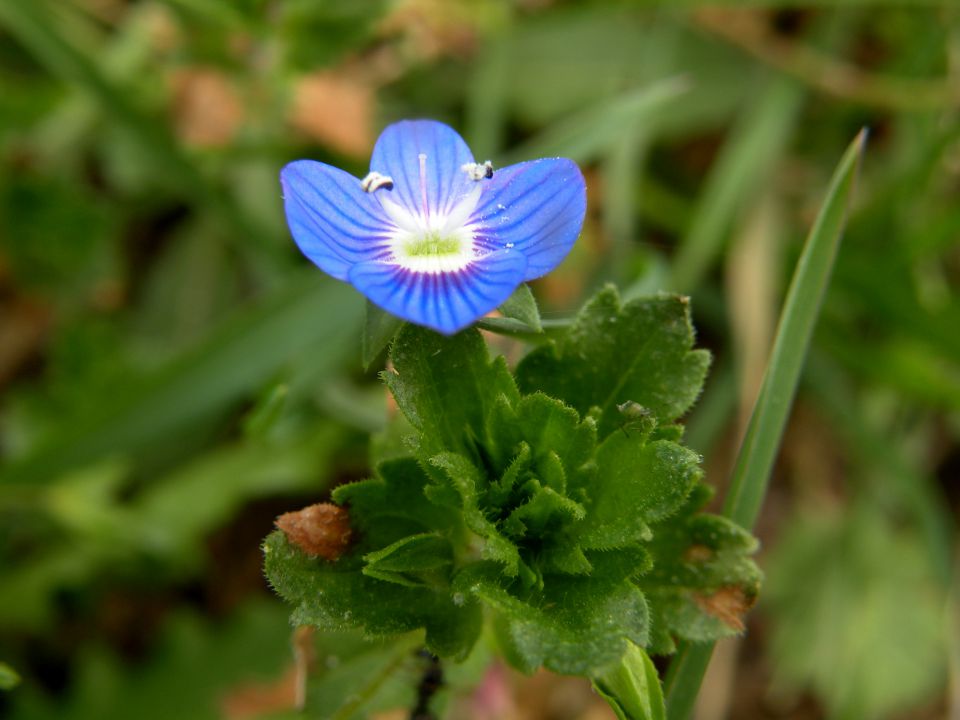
663, 129, 867, 720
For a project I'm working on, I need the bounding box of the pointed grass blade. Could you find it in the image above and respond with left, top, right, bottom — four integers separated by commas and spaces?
663, 129, 867, 720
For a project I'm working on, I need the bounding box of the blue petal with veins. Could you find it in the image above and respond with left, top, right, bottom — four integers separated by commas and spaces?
280, 119, 586, 335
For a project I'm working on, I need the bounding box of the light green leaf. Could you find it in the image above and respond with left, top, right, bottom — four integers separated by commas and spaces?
497, 283, 542, 332
592, 643, 665, 720
362, 301, 403, 370
428, 453, 521, 577
457, 551, 649, 676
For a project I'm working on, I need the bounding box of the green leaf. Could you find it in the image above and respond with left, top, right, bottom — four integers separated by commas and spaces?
592, 643, 665, 720
664, 130, 867, 720
497, 283, 542, 332
457, 551, 649, 676
487, 393, 597, 495
263, 532, 481, 659
385, 325, 519, 458
516, 288, 710, 438
503, 478, 585, 539
333, 457, 454, 545
639, 484, 760, 655
362, 302, 403, 370
363, 534, 453, 587
579, 434, 702, 550
428, 453, 521, 577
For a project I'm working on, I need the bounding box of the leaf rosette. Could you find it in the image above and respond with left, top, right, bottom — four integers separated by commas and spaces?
264, 286, 760, 675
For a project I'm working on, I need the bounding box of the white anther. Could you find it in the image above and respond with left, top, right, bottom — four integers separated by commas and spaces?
461, 160, 494, 181
360, 171, 394, 193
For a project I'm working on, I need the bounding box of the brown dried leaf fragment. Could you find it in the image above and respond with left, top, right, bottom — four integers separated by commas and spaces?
693, 585, 756, 632
275, 503, 352, 561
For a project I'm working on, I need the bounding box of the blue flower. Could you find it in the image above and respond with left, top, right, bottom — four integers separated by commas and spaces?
280, 120, 586, 335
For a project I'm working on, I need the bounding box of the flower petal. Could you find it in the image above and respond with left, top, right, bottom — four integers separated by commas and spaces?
369, 120, 477, 221
281, 160, 395, 281
470, 158, 586, 281
348, 249, 528, 335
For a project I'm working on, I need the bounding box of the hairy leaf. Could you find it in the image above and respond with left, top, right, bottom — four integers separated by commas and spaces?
384, 325, 519, 458
516, 288, 709, 437
263, 532, 481, 659
638, 485, 761, 655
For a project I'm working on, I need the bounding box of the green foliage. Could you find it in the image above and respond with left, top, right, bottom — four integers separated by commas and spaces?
593, 644, 665, 720
765, 505, 946, 720
516, 289, 711, 437
640, 485, 761, 655
3, 1, 957, 718
266, 286, 759, 683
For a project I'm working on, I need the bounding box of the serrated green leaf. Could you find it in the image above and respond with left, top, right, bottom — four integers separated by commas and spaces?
487, 392, 597, 496
516, 288, 710, 438
362, 301, 403, 370
497, 283, 542, 332
332, 457, 454, 547
455, 551, 649, 676
263, 532, 481, 659
592, 643, 665, 720
385, 325, 519, 458
488, 442, 533, 507
428, 452, 521, 576
579, 434, 702, 550
637, 485, 760, 655
504, 479, 585, 538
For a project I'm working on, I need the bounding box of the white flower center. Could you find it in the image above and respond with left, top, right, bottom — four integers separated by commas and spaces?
376, 154, 483, 274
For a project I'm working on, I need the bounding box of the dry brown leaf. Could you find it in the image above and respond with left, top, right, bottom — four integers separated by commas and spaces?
693, 586, 756, 633
275, 503, 352, 561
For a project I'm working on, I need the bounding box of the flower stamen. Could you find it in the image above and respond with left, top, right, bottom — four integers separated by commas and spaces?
360, 171, 394, 193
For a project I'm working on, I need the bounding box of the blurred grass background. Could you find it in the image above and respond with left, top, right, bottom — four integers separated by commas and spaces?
0, 1, 957, 719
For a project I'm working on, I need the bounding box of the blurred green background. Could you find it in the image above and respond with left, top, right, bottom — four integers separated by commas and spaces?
0, 1, 957, 718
